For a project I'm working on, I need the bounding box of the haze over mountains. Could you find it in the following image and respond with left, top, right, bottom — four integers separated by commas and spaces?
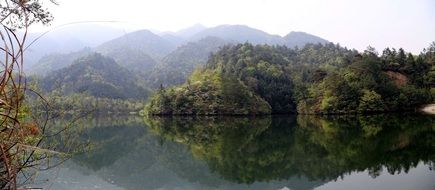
30, 24, 328, 71
30, 24, 329, 99
25, 24, 130, 68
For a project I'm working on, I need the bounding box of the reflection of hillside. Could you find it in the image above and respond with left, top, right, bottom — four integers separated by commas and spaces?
71, 116, 324, 190
74, 124, 146, 171
145, 114, 435, 183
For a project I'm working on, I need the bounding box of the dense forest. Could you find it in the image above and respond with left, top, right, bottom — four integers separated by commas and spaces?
31, 53, 149, 114
147, 42, 435, 115
40, 53, 151, 99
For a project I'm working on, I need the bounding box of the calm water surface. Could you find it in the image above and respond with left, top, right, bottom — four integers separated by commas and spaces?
34, 114, 435, 190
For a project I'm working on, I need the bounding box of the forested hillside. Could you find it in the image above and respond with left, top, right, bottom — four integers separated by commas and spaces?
30, 47, 93, 76
147, 43, 434, 115
284, 31, 328, 48
41, 53, 150, 100
144, 37, 230, 88
143, 25, 328, 88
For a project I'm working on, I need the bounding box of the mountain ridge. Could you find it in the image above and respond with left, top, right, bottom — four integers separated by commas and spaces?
41, 53, 150, 100
30, 24, 330, 89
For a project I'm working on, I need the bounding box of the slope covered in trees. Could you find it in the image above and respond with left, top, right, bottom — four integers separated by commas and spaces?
99, 47, 158, 73
144, 37, 230, 88
147, 43, 434, 115
284, 31, 329, 48
423, 42, 435, 97
30, 47, 93, 76
41, 53, 150, 100
145, 70, 271, 115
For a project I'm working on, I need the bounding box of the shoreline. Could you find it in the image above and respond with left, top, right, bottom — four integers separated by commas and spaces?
421, 104, 435, 115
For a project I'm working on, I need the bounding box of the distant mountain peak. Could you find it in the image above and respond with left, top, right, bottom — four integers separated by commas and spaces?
73, 53, 119, 69
176, 24, 207, 38
126, 29, 159, 37
96, 28, 176, 60
189, 24, 285, 45
284, 31, 328, 47
211, 24, 264, 32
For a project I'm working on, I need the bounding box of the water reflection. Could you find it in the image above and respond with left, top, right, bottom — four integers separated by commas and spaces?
145, 114, 435, 184
62, 115, 323, 190
40, 114, 435, 190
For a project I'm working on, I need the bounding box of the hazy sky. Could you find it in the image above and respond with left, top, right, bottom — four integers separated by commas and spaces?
37, 0, 435, 53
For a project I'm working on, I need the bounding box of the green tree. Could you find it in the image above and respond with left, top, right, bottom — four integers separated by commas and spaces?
358, 90, 384, 113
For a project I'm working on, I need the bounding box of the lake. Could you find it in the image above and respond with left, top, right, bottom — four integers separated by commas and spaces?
32, 114, 435, 190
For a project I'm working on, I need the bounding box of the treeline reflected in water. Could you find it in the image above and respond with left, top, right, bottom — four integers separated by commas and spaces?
145, 114, 435, 183
64, 114, 434, 189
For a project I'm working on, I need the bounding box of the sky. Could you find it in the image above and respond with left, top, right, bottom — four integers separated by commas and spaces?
36, 0, 435, 53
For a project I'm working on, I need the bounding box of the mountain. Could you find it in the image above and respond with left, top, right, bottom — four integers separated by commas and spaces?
188, 24, 328, 47
45, 23, 131, 47
96, 29, 176, 61
30, 30, 163, 75
30, 47, 93, 76
144, 26, 328, 88
29, 47, 157, 76
41, 53, 150, 100
145, 37, 229, 88
284, 31, 328, 47
30, 29, 182, 75
28, 25, 329, 77
160, 33, 185, 46
175, 24, 207, 39
98, 46, 158, 73
156, 24, 208, 45
189, 25, 285, 45
24, 24, 128, 69
23, 33, 70, 69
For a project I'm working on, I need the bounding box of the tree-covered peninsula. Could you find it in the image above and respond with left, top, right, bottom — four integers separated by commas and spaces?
146, 42, 435, 115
